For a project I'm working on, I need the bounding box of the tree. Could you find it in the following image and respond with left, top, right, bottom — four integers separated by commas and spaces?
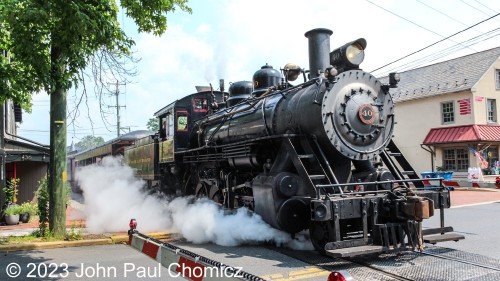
0, 0, 191, 235
146, 117, 159, 132
75, 135, 105, 150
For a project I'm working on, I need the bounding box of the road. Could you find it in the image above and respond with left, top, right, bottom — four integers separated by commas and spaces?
0, 244, 174, 280
1, 191, 499, 281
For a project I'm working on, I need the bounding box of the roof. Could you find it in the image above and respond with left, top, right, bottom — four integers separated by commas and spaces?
423, 124, 500, 145
379, 47, 500, 103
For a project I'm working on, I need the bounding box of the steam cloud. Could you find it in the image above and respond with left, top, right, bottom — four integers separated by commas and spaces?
75, 156, 313, 250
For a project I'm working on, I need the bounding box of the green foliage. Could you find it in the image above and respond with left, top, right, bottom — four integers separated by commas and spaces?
35, 177, 50, 236
121, 0, 192, 35
3, 204, 22, 216
35, 177, 71, 236
146, 117, 159, 132
31, 229, 65, 241
435, 166, 446, 171
0, 0, 192, 110
75, 135, 105, 150
19, 202, 38, 215
65, 221, 84, 241
1, 0, 190, 235
2, 178, 19, 205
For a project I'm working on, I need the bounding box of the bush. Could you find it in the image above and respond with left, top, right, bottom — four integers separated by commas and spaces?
35, 177, 49, 236
4, 205, 22, 216
34, 177, 72, 237
19, 202, 38, 215
2, 178, 20, 205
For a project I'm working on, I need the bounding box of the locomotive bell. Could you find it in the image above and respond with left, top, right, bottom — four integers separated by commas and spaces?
283, 63, 302, 82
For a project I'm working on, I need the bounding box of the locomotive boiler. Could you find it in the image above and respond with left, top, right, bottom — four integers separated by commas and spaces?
118, 28, 464, 256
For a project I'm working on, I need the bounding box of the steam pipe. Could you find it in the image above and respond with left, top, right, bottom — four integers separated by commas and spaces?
304, 28, 333, 79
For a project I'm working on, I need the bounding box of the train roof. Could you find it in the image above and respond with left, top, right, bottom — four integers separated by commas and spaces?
154, 90, 227, 117
69, 130, 155, 160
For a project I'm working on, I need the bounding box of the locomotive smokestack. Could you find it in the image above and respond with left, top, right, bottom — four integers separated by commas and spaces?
304, 28, 333, 79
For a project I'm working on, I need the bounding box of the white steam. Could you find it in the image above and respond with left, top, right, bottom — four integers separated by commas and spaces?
75, 156, 313, 250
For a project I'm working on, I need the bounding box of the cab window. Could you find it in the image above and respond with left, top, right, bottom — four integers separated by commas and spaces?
176, 111, 188, 132
193, 98, 208, 112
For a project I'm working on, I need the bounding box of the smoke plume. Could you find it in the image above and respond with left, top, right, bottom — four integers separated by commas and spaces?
75, 156, 313, 250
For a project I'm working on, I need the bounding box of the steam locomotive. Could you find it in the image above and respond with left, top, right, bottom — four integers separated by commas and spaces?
71, 28, 463, 256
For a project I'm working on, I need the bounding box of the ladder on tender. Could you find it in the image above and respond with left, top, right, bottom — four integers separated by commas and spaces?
284, 137, 338, 195
379, 140, 423, 188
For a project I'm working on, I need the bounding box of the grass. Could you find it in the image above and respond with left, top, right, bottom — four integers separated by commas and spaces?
1, 220, 87, 245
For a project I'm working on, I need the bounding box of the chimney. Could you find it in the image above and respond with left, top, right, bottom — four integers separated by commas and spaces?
304, 28, 333, 79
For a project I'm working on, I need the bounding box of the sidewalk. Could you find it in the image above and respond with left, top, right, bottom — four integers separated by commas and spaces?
0, 193, 86, 235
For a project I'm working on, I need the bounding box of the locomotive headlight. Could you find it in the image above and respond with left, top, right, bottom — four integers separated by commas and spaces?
345, 43, 365, 65
330, 38, 367, 71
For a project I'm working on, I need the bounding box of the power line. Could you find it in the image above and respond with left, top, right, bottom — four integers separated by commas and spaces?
460, 0, 497, 17
376, 27, 500, 76
473, 0, 499, 13
415, 0, 472, 27
370, 11, 500, 73
365, 0, 476, 52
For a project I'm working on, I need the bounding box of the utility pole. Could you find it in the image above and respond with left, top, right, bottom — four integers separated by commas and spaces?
108, 81, 126, 137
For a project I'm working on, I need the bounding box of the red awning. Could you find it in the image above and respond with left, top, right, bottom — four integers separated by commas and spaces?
423, 125, 500, 145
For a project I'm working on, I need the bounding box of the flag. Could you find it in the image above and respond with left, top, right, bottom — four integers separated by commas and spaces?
457, 98, 471, 115
468, 146, 489, 169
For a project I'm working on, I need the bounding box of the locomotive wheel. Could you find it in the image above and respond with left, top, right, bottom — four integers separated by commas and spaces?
309, 221, 336, 253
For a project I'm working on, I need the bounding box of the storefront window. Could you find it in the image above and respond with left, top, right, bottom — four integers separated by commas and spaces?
443, 148, 468, 171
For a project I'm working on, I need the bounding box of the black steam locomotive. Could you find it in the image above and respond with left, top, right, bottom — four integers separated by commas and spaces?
73, 28, 464, 256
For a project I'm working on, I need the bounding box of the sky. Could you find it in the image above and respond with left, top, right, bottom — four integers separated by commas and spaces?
17, 0, 500, 145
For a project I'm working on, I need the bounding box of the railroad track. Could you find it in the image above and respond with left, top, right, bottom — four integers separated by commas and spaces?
271, 245, 500, 281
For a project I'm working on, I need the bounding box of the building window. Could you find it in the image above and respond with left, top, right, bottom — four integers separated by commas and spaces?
487, 99, 497, 123
496, 69, 500, 89
483, 146, 499, 169
443, 148, 468, 171
441, 102, 455, 124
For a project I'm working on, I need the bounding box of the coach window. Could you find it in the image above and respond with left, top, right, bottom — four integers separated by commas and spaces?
176, 111, 188, 132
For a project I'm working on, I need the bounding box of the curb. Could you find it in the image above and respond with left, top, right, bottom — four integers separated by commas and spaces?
0, 232, 174, 253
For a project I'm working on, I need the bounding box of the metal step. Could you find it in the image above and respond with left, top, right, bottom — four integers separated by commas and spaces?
326, 245, 385, 258
423, 233, 465, 244
387, 152, 402, 157
422, 226, 454, 236
402, 171, 416, 175
298, 154, 314, 159
309, 175, 326, 180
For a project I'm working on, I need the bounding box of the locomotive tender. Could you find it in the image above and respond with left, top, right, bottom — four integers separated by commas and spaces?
74, 28, 464, 256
